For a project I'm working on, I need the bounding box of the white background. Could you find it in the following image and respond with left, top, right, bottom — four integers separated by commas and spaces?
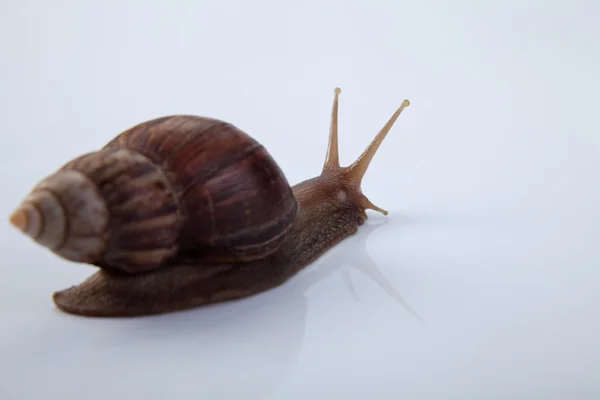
1, 0, 599, 399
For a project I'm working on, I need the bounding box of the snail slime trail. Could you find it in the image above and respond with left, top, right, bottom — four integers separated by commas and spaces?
9, 88, 411, 317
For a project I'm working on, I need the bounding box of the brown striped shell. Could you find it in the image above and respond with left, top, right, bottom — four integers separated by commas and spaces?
10, 115, 299, 274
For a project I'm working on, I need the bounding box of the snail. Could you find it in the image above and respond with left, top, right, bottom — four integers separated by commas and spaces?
9, 87, 410, 318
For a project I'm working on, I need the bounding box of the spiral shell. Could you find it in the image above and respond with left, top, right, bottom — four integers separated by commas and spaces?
10, 115, 299, 273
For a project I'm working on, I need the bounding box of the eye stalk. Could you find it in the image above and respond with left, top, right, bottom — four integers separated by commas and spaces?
321, 87, 410, 215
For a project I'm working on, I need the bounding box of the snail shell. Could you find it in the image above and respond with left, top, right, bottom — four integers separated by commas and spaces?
11, 116, 299, 274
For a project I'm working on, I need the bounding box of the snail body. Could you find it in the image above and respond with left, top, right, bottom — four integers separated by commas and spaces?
10, 88, 410, 317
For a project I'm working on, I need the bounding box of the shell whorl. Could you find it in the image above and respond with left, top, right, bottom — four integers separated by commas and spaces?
10, 148, 180, 273
10, 169, 109, 263
101, 115, 299, 264
61, 148, 181, 272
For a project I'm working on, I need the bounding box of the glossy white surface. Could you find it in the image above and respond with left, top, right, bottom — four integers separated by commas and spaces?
1, 1, 599, 399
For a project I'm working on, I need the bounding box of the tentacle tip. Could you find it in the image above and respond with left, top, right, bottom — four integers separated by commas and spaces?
360, 196, 389, 216
335, 87, 341, 94
402, 99, 410, 107
372, 207, 389, 216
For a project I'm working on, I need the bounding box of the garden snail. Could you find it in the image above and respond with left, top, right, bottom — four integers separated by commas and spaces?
9, 88, 410, 317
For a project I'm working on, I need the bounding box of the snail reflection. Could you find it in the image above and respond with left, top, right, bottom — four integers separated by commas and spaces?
286, 218, 423, 321
322, 219, 423, 321
77, 217, 419, 400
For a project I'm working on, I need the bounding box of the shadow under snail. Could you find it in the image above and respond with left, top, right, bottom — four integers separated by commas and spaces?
9, 87, 411, 318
